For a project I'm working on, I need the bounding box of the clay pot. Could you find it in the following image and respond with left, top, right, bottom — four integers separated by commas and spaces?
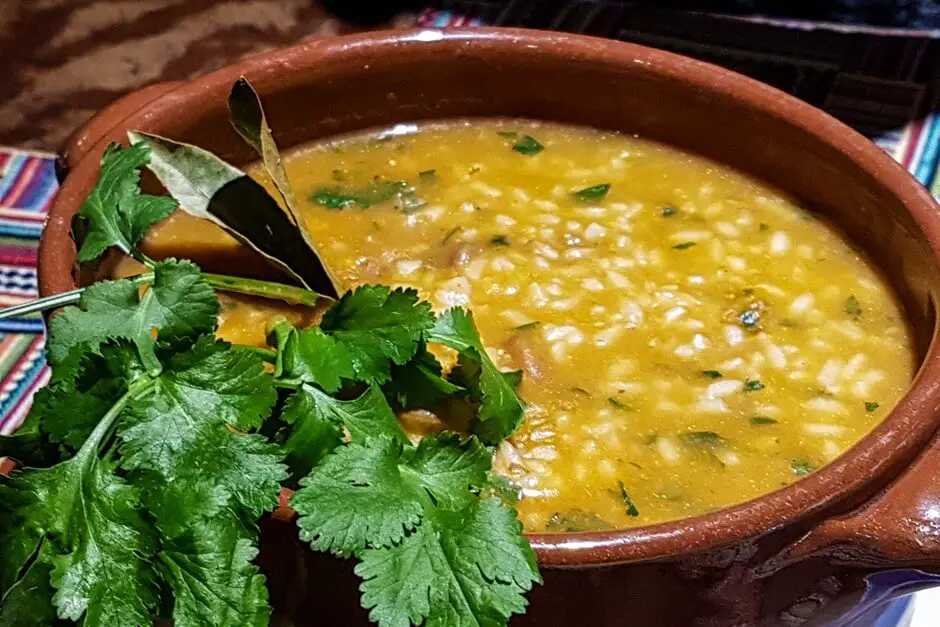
40, 28, 940, 625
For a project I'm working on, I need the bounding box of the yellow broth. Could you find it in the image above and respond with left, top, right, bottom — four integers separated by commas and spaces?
133, 120, 914, 532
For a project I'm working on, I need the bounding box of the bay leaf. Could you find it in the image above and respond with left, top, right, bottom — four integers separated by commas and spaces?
227, 78, 340, 294
227, 78, 299, 221
128, 131, 339, 298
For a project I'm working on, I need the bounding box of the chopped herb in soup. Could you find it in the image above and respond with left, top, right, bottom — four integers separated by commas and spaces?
133, 120, 914, 531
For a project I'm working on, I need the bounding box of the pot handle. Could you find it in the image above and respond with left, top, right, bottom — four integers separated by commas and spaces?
57, 81, 184, 181
772, 430, 940, 570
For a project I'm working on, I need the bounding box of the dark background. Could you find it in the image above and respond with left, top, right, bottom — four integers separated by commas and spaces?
1, 0, 938, 150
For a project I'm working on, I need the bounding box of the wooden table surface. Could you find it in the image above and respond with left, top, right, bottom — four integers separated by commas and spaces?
0, 0, 413, 150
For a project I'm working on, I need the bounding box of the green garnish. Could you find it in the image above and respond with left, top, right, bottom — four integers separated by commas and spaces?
680, 431, 727, 447
513, 321, 541, 331
418, 168, 437, 182
48, 260, 218, 374
617, 481, 640, 517
607, 397, 630, 410
702, 370, 723, 379
491, 234, 511, 246
71, 142, 177, 265
428, 308, 527, 444
312, 179, 426, 212
571, 386, 592, 397
511, 135, 544, 156
0, 81, 539, 627
750, 416, 778, 425
483, 475, 523, 505
791, 459, 815, 476
744, 379, 765, 392
865, 401, 880, 413
845, 295, 862, 317
672, 242, 696, 250
759, 223, 769, 231
572, 184, 611, 202
294, 435, 540, 626
545, 509, 612, 532
382, 349, 465, 413
661, 206, 677, 217
496, 131, 518, 140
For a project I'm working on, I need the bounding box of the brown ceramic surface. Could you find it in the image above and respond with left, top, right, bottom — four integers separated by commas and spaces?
38, 28, 940, 624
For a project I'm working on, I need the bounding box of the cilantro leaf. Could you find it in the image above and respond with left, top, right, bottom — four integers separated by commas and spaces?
119, 338, 283, 532
281, 384, 405, 477
158, 517, 270, 627
294, 434, 493, 556
0, 406, 160, 626
406, 432, 491, 511
0, 544, 58, 626
572, 183, 611, 202
320, 286, 435, 384
383, 348, 463, 410
293, 437, 426, 555
482, 475, 522, 505
276, 324, 354, 393
791, 459, 815, 476
428, 308, 525, 444
845, 295, 862, 317
545, 509, 612, 532
280, 386, 344, 477
113, 338, 283, 624
357, 498, 540, 627
618, 481, 640, 517
511, 135, 544, 156
0, 405, 51, 467
48, 460, 158, 626
28, 343, 143, 454
75, 142, 177, 264
312, 180, 426, 212
42, 377, 124, 450
48, 260, 218, 374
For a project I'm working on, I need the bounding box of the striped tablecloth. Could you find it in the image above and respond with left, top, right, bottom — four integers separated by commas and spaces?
0, 149, 56, 435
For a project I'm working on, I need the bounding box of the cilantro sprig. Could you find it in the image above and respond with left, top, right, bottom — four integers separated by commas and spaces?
0, 78, 538, 626
293, 435, 540, 626
2, 273, 286, 626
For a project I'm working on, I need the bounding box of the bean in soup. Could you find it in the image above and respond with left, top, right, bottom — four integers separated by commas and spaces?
137, 120, 914, 532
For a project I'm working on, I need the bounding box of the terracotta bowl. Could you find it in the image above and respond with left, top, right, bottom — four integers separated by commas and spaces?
40, 28, 940, 625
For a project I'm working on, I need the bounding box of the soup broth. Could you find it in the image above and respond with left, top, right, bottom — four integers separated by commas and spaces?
135, 120, 914, 532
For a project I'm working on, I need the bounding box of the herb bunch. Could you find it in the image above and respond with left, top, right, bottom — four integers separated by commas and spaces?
0, 79, 539, 626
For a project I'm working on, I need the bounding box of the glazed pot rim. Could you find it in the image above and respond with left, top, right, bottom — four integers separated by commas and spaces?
38, 27, 940, 568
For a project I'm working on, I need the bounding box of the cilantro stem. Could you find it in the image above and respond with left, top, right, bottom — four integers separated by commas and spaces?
89, 377, 156, 456
0, 274, 155, 321
0, 271, 324, 322
202, 273, 326, 307
239, 345, 277, 363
